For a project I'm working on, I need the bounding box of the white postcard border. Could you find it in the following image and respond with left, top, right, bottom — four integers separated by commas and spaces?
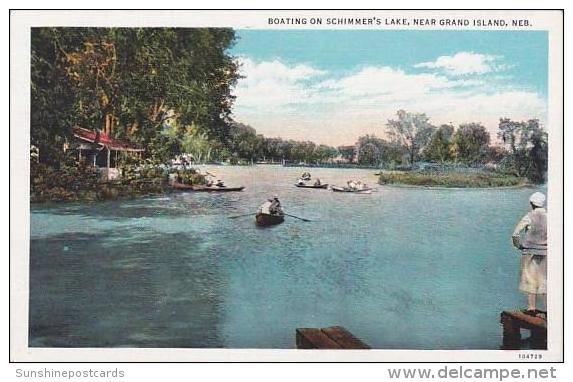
10, 9, 564, 362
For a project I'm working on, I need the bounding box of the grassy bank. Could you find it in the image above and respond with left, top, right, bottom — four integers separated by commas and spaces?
378, 171, 527, 188
30, 162, 206, 203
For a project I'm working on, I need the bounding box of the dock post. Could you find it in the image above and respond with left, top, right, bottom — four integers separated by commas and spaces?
530, 327, 547, 350
501, 312, 522, 350
500, 311, 547, 350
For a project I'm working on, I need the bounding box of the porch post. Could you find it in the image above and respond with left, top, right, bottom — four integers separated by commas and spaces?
106, 147, 111, 180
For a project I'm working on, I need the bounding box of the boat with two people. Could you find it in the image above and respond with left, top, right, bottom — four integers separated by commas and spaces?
295, 177, 328, 189
172, 181, 245, 192
171, 177, 244, 192
331, 180, 373, 194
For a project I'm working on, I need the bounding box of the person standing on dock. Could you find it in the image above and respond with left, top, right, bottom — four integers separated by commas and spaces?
512, 192, 547, 318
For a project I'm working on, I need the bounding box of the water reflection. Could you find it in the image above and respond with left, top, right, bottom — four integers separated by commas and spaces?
29, 228, 225, 347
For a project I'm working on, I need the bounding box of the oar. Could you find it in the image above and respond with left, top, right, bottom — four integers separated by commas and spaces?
228, 213, 254, 219
283, 213, 312, 222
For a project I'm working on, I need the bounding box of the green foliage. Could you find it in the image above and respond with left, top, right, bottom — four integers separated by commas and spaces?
356, 135, 383, 166
146, 134, 181, 165
424, 124, 454, 163
314, 144, 339, 162
381, 111, 546, 184
225, 123, 339, 163
173, 168, 207, 186
31, 28, 78, 165
228, 123, 262, 160
31, 27, 239, 165
116, 154, 143, 182
337, 146, 355, 162
497, 118, 547, 183
386, 110, 435, 165
180, 124, 213, 163
356, 135, 405, 166
378, 171, 525, 188
30, 155, 101, 202
452, 123, 490, 164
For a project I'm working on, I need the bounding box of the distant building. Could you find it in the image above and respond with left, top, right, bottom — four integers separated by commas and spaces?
336, 145, 358, 163
71, 126, 144, 180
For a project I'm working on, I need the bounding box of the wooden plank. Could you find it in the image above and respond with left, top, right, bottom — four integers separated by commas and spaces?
502, 311, 547, 331
321, 326, 371, 349
296, 328, 342, 349
500, 311, 547, 350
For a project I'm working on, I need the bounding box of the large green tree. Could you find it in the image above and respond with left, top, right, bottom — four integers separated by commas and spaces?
452, 123, 491, 164
31, 28, 78, 165
31, 27, 239, 165
385, 110, 435, 166
498, 118, 547, 183
423, 124, 454, 163
357, 135, 383, 166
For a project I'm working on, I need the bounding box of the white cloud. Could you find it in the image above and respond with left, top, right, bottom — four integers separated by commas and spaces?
319, 67, 454, 97
414, 52, 500, 76
232, 57, 546, 146
233, 57, 325, 110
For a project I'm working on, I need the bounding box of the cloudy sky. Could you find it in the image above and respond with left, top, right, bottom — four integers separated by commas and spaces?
230, 30, 547, 146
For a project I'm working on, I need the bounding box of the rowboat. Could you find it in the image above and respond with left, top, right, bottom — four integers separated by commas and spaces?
172, 181, 245, 192
294, 183, 328, 189
255, 212, 285, 226
330, 186, 373, 194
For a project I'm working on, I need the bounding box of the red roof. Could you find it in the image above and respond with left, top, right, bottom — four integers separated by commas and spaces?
73, 126, 144, 152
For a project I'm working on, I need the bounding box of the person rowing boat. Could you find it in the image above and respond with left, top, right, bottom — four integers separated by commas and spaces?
256, 194, 285, 226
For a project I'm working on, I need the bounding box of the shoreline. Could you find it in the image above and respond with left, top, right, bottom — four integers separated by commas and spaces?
378, 183, 533, 190
30, 190, 173, 205
30, 166, 538, 204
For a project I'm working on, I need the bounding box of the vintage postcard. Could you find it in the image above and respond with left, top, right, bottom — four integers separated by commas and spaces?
10, 10, 563, 362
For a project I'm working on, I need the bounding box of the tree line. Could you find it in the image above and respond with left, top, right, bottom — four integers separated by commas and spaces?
356, 110, 548, 183
31, 29, 546, 183
32, 28, 340, 166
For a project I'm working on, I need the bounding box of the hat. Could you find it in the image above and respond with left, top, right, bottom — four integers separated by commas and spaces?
273, 194, 279, 199
529, 192, 546, 207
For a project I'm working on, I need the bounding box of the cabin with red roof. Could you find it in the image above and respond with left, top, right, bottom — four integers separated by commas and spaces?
71, 126, 144, 180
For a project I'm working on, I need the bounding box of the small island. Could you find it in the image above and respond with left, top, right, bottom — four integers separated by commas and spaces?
378, 171, 527, 188
370, 111, 547, 188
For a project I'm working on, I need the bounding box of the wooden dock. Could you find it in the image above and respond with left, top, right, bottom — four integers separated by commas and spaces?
296, 326, 370, 349
500, 310, 547, 350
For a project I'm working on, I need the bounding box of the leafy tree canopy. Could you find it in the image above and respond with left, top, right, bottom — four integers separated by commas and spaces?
31, 27, 239, 164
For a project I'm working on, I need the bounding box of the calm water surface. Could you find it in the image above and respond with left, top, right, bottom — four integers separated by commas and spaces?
30, 166, 543, 349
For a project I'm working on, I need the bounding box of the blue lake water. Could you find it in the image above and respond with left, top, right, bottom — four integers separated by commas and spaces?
29, 166, 544, 349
